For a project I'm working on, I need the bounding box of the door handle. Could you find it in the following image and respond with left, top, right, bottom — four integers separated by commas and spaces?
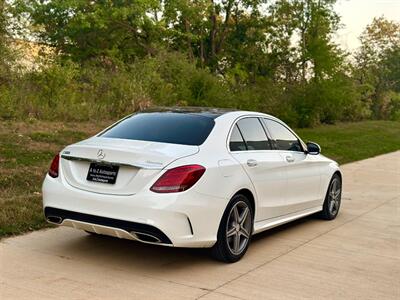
285, 156, 295, 163
247, 159, 258, 167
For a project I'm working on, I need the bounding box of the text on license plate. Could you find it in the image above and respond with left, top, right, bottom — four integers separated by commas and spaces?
86, 163, 119, 184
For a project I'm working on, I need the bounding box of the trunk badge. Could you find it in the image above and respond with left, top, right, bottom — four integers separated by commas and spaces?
97, 149, 106, 160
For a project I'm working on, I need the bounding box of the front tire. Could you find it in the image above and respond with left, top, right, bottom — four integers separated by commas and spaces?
211, 194, 253, 263
320, 173, 342, 220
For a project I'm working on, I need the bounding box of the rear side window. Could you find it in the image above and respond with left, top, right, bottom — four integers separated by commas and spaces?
101, 113, 215, 146
229, 125, 247, 151
235, 118, 271, 151
263, 119, 303, 152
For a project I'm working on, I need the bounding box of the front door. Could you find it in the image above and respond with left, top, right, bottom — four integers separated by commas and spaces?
263, 119, 321, 214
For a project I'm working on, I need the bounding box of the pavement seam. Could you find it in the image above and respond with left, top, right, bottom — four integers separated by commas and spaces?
196, 194, 399, 300
211, 291, 246, 300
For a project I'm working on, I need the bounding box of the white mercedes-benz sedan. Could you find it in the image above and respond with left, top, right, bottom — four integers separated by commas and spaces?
43, 108, 342, 262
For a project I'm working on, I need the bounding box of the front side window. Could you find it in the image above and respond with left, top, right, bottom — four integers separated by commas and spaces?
101, 113, 215, 146
234, 118, 271, 151
263, 119, 302, 152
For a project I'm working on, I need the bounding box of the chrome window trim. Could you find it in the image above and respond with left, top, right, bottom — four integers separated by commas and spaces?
227, 115, 273, 153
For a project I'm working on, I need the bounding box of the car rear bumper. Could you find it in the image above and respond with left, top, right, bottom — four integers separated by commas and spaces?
42, 175, 227, 248
44, 207, 173, 245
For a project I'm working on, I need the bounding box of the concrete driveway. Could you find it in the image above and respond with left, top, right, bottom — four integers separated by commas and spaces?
1, 151, 399, 299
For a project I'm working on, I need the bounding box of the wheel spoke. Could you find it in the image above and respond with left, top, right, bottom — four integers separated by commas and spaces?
329, 200, 335, 213
233, 206, 240, 223
234, 233, 240, 252
240, 207, 249, 225
227, 227, 236, 238
332, 180, 337, 192
239, 227, 249, 239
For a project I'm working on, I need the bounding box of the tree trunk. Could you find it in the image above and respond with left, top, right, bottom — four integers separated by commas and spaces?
200, 38, 205, 67
184, 19, 194, 61
210, 0, 217, 60
216, 0, 234, 54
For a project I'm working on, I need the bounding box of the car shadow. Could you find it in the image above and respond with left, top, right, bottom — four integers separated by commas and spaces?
54, 213, 323, 276
251, 214, 317, 243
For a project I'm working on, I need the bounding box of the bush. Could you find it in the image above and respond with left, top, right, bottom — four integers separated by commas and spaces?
0, 50, 393, 127
0, 52, 234, 121
0, 60, 156, 120
130, 52, 233, 108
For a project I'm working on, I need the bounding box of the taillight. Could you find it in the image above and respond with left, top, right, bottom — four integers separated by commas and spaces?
48, 154, 60, 178
150, 165, 206, 193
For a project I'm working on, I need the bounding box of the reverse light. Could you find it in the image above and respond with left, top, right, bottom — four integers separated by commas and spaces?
150, 165, 206, 193
48, 153, 60, 178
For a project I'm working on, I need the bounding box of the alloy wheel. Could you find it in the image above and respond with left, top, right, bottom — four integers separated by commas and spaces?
225, 201, 252, 255
328, 177, 341, 215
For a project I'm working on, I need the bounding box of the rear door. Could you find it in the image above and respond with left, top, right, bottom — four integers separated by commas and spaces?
229, 117, 288, 221
262, 119, 321, 213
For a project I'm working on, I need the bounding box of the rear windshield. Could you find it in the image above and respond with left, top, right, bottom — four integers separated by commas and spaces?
100, 113, 215, 146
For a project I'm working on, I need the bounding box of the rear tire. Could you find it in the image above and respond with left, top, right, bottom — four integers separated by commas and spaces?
211, 194, 253, 263
320, 173, 342, 220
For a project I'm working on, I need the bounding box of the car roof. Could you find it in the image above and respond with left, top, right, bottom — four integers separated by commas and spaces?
140, 106, 280, 123
141, 106, 238, 119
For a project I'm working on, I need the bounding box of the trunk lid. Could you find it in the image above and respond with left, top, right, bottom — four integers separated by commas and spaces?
60, 137, 199, 195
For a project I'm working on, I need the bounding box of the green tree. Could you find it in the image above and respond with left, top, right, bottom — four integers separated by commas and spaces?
265, 0, 354, 126
163, 0, 268, 71
354, 17, 400, 119
0, 0, 14, 83
6, 0, 386, 126
13, 0, 163, 63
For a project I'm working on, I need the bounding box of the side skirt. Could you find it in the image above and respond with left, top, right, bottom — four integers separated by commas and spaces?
253, 206, 322, 235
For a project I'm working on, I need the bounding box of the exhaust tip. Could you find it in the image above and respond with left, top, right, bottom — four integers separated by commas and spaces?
131, 231, 162, 243
47, 216, 63, 224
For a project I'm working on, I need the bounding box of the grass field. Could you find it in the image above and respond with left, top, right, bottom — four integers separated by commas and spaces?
0, 120, 399, 238
0, 120, 110, 238
296, 121, 400, 164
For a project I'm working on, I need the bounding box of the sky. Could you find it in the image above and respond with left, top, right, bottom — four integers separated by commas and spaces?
334, 0, 400, 52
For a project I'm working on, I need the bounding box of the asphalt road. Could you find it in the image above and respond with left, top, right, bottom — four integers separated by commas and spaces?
1, 151, 399, 299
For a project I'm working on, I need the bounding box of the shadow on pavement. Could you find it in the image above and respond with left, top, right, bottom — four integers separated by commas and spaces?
54, 213, 323, 273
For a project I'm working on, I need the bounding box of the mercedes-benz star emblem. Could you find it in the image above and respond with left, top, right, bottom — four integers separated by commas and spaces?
97, 149, 106, 160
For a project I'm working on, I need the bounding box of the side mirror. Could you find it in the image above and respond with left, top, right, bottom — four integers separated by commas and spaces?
306, 142, 321, 155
